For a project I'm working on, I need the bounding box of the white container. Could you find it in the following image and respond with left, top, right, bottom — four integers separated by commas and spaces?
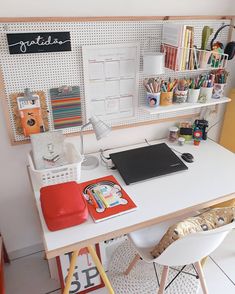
143, 53, 165, 75
212, 83, 226, 99
146, 92, 160, 107
28, 142, 83, 191
198, 87, 213, 103
187, 88, 200, 103
173, 89, 188, 103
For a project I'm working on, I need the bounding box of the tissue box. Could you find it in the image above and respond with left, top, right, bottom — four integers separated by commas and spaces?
40, 182, 88, 231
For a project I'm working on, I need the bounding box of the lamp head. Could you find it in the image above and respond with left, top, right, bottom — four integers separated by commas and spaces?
89, 116, 111, 140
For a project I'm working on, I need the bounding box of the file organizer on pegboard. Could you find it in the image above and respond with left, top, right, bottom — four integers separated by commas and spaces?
0, 16, 232, 144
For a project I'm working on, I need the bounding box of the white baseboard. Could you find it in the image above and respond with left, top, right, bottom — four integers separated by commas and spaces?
9, 242, 44, 260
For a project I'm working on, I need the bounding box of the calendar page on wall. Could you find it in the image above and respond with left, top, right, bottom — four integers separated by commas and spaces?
82, 43, 140, 122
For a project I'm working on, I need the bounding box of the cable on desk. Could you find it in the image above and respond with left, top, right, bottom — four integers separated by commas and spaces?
99, 149, 116, 170
145, 138, 151, 146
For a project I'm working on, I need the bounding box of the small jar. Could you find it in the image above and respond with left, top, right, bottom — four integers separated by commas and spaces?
169, 127, 179, 142
178, 137, 185, 146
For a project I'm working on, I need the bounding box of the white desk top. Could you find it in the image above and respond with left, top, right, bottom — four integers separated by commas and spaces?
32, 139, 235, 258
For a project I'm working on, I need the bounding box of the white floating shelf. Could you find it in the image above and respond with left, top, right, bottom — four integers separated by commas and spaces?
140, 97, 231, 115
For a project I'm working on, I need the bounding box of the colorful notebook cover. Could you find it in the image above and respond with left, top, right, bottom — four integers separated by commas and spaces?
80, 175, 137, 223
50, 86, 82, 129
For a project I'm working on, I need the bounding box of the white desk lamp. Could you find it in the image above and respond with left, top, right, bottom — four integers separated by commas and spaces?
80, 116, 111, 169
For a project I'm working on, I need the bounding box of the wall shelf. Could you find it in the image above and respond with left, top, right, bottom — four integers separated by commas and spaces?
140, 97, 231, 115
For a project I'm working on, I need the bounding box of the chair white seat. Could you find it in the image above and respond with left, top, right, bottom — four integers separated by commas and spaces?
126, 216, 235, 294
128, 218, 178, 263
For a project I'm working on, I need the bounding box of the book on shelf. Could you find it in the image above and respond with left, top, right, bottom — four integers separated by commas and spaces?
81, 175, 137, 223
162, 23, 195, 71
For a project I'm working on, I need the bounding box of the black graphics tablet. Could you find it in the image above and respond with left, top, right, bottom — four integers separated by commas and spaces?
110, 143, 188, 185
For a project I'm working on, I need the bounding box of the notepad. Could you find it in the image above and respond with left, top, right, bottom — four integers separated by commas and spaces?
81, 175, 137, 222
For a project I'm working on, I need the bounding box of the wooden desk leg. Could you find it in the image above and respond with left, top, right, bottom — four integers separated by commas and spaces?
87, 245, 115, 294
63, 250, 79, 294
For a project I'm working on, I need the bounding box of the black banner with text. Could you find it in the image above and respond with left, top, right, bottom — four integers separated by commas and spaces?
7, 32, 71, 54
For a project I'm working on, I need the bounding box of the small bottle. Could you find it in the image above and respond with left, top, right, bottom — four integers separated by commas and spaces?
168, 127, 179, 142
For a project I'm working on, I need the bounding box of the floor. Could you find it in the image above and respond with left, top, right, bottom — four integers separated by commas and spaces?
4, 230, 235, 294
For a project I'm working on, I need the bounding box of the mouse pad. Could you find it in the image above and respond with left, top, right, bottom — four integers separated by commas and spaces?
110, 143, 188, 185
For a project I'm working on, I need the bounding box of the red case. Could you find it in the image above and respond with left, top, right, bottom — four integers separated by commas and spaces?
40, 182, 88, 231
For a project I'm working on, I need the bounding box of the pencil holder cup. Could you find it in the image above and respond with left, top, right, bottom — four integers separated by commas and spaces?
187, 88, 200, 103
173, 89, 188, 103
146, 92, 160, 107
198, 50, 211, 69
198, 87, 213, 103
160, 92, 173, 106
212, 83, 226, 99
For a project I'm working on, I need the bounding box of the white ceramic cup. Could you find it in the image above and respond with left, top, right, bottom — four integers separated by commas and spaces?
187, 88, 200, 103
212, 83, 226, 99
146, 92, 160, 107
198, 87, 213, 103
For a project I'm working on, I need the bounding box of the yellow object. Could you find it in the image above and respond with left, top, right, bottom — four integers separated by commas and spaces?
181, 29, 189, 70
219, 88, 235, 152
63, 250, 79, 294
160, 91, 173, 106
88, 245, 115, 294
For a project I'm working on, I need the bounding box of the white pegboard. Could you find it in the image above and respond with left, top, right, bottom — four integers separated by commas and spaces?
0, 19, 230, 143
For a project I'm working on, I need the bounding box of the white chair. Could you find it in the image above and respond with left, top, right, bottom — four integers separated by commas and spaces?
125, 219, 235, 294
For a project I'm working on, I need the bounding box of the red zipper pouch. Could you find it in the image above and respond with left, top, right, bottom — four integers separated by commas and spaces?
40, 181, 88, 231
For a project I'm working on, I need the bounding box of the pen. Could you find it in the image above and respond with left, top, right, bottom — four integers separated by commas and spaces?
87, 189, 99, 209
95, 189, 109, 208
91, 189, 104, 209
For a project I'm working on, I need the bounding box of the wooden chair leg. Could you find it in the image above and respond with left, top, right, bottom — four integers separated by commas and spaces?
158, 266, 169, 294
124, 253, 140, 275
194, 261, 209, 294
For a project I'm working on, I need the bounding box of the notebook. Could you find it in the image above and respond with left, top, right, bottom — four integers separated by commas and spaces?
80, 175, 137, 222
110, 143, 188, 185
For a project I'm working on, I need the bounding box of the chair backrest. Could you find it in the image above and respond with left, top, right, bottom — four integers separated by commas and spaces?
155, 221, 235, 266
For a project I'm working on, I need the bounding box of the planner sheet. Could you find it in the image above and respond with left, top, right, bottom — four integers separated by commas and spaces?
82, 43, 140, 122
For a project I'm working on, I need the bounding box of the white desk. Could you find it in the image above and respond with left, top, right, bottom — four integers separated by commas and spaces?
31, 139, 235, 293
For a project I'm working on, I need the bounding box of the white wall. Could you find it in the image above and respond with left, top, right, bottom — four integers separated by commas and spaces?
0, 0, 235, 253
0, 0, 235, 17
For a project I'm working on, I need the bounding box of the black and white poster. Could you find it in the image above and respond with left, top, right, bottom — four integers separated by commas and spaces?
7, 32, 71, 54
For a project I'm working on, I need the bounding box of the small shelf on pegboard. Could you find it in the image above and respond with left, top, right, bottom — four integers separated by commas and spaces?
161, 44, 229, 72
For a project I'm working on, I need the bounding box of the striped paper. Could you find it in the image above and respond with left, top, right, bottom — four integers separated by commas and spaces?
50, 86, 82, 129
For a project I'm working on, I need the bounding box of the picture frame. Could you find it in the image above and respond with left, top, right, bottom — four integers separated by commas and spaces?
56, 244, 105, 294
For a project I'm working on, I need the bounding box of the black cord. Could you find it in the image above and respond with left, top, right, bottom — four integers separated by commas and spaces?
210, 24, 235, 50
145, 138, 151, 146
206, 119, 222, 134
99, 149, 116, 170
100, 148, 111, 160
169, 147, 183, 155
